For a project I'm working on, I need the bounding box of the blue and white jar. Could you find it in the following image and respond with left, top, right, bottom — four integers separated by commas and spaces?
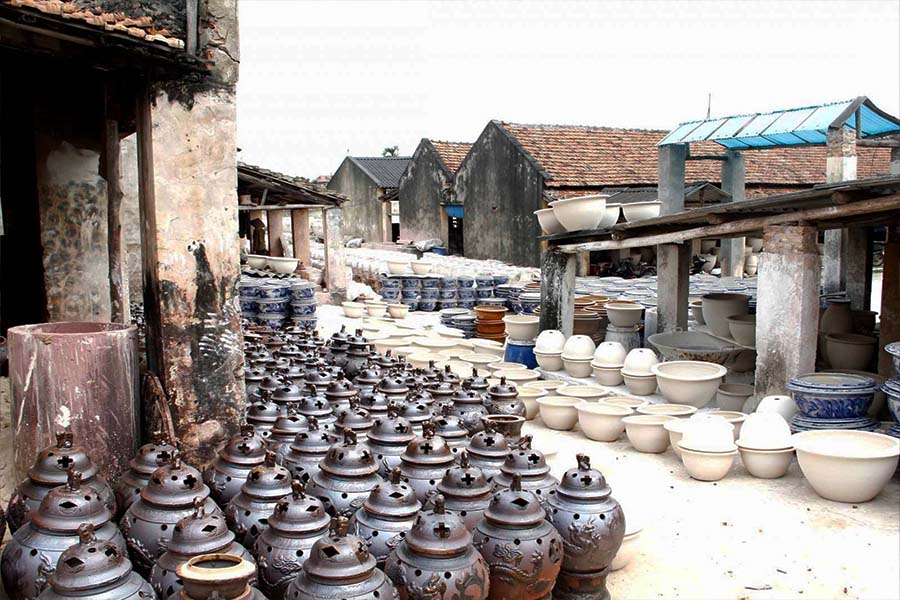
257, 298, 290, 314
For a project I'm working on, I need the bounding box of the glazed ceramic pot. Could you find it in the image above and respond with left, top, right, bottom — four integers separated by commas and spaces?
701, 293, 750, 338
550, 195, 607, 232
536, 396, 580, 430
576, 402, 632, 442
114, 433, 178, 519
398, 423, 456, 503
350, 469, 422, 568
825, 333, 877, 371
307, 429, 384, 517
651, 361, 727, 407
786, 373, 877, 419
364, 407, 417, 478
281, 417, 339, 484
491, 436, 558, 502
203, 424, 269, 506
623, 415, 676, 453
224, 452, 293, 548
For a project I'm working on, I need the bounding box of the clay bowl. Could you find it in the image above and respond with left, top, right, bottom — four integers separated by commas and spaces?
534, 207, 565, 235
535, 330, 566, 353
488, 361, 526, 373
605, 301, 645, 327
387, 303, 410, 319
707, 410, 747, 439
459, 353, 501, 370
551, 194, 607, 232
577, 402, 632, 442
342, 301, 366, 318
651, 361, 727, 407
621, 200, 662, 222
825, 333, 877, 371
736, 444, 794, 479
602, 396, 648, 411
716, 383, 754, 411
477, 321, 506, 335
522, 380, 567, 395
592, 363, 625, 386
690, 300, 706, 325
537, 396, 581, 430
636, 404, 697, 417
623, 415, 677, 453
562, 335, 597, 359
559, 385, 608, 403
678, 445, 738, 482
518, 387, 548, 419
469, 338, 505, 357
701, 293, 750, 338
621, 371, 658, 396
622, 348, 659, 375
374, 338, 408, 355
503, 315, 540, 341
493, 368, 541, 384
407, 352, 448, 370
411, 261, 431, 275
475, 305, 508, 321
563, 357, 594, 379
534, 350, 564, 372
386, 260, 409, 274
727, 314, 756, 346
365, 301, 388, 318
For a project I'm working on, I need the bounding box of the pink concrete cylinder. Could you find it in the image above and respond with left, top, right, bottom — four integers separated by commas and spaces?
8, 322, 139, 481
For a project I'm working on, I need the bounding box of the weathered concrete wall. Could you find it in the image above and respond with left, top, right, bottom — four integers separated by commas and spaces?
327, 159, 384, 242
455, 122, 544, 267
36, 138, 112, 321
122, 134, 142, 304
399, 141, 449, 241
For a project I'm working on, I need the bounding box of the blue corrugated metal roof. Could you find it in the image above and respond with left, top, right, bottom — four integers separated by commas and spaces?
659, 97, 900, 148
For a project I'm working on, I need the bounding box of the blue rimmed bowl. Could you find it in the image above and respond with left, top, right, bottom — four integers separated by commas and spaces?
421, 277, 439, 289
457, 276, 475, 288
402, 276, 422, 288
419, 300, 437, 312
401, 288, 420, 299
439, 276, 458, 288
885, 342, 900, 377
381, 275, 403, 289
290, 302, 317, 316
256, 298, 290, 314
787, 373, 878, 419
492, 275, 510, 286
475, 288, 493, 299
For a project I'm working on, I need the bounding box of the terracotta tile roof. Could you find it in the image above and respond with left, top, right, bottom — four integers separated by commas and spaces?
498, 121, 892, 188
2, 0, 185, 48
430, 140, 471, 174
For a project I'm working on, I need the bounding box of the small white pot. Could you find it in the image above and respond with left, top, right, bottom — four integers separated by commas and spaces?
493, 368, 541, 384
518, 388, 547, 420
623, 348, 659, 375
534, 208, 566, 235
621, 201, 662, 222
411, 261, 431, 275
621, 371, 658, 396
562, 335, 597, 359
737, 444, 794, 479
716, 383, 754, 411
598, 203, 621, 229
559, 385, 607, 403
469, 338, 505, 357
679, 446, 738, 481
537, 396, 581, 430
562, 357, 594, 378
605, 301, 645, 327
342, 301, 366, 318
651, 361, 727, 407
365, 302, 388, 318
535, 330, 567, 353
387, 304, 409, 319
534, 351, 564, 372
592, 364, 625, 386
407, 352, 448, 370
577, 402, 633, 442
623, 415, 676, 453
386, 260, 410, 274
636, 404, 697, 417
756, 395, 799, 421
602, 396, 648, 411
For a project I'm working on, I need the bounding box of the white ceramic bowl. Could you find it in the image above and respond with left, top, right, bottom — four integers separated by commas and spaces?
610, 528, 643, 571
267, 256, 299, 274
342, 301, 366, 318
592, 364, 625, 386
605, 301, 644, 327
623, 348, 659, 375
551, 194, 608, 232
793, 430, 900, 503
621, 371, 657, 396
407, 352, 448, 370
621, 201, 662, 222
365, 302, 388, 318
679, 446, 738, 481
598, 203, 621, 229
663, 419, 689, 458
522, 380, 567, 394
374, 338, 408, 355
737, 444, 794, 479
387, 304, 409, 319
469, 338, 505, 357
411, 261, 431, 275
246, 255, 267, 269
563, 357, 594, 379
716, 383, 754, 411
534, 208, 566, 235
459, 353, 501, 369
494, 368, 541, 384
386, 260, 410, 274
535, 330, 567, 353
635, 404, 697, 417
393, 346, 420, 359
503, 315, 540, 341
534, 350, 564, 372
412, 337, 459, 352
577, 402, 632, 442
602, 397, 648, 411
701, 293, 750, 338
727, 315, 756, 347
706, 410, 747, 440
737, 412, 793, 450
518, 388, 547, 420
623, 415, 676, 453
755, 395, 799, 421
651, 361, 727, 407
488, 361, 526, 373
559, 385, 608, 403
679, 415, 736, 453
562, 335, 597, 359
537, 396, 581, 430
593, 342, 627, 367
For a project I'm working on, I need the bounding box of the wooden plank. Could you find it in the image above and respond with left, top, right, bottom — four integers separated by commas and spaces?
103, 115, 127, 323
238, 203, 333, 212
267, 209, 284, 257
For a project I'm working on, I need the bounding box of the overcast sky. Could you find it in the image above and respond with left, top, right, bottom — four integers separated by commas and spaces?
236, 0, 900, 178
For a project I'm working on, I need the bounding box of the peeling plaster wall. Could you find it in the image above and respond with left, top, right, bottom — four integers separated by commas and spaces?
36, 138, 111, 321
399, 142, 450, 241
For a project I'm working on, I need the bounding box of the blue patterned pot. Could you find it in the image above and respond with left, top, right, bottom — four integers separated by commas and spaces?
457, 276, 475, 288
290, 284, 316, 300
883, 378, 900, 424
419, 288, 439, 299
439, 276, 458, 288
257, 299, 290, 314
419, 300, 437, 312
787, 373, 877, 419
257, 313, 287, 328
402, 277, 421, 288
381, 276, 402, 289
240, 298, 257, 312
457, 289, 476, 300
520, 300, 540, 315
458, 300, 475, 309
421, 277, 439, 289
381, 289, 401, 300
492, 275, 509, 286
476, 297, 507, 307
400, 298, 419, 311
401, 288, 420, 299
436, 300, 458, 310
475, 276, 494, 287
438, 289, 457, 299
290, 302, 318, 316
885, 342, 900, 377
258, 285, 290, 300
475, 288, 493, 299
291, 315, 318, 329
239, 283, 261, 298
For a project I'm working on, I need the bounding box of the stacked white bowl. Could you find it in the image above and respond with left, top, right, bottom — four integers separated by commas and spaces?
677, 415, 738, 481
561, 335, 596, 378
621, 348, 659, 395
534, 329, 566, 371
592, 342, 627, 386
736, 412, 795, 479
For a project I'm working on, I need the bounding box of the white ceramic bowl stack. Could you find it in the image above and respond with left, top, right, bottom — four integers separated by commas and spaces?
534, 329, 566, 371
677, 415, 738, 481
621, 347, 660, 396
561, 335, 596, 378
592, 341, 627, 386
735, 412, 795, 479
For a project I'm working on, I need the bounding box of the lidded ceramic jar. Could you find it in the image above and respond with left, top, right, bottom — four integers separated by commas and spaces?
473, 474, 563, 600
364, 406, 417, 478
464, 375, 490, 395
378, 375, 410, 404
7, 431, 116, 532
2, 470, 126, 600
419, 362, 443, 383
407, 384, 435, 408
307, 430, 384, 517
451, 381, 488, 434
385, 495, 489, 600
437, 365, 461, 386
252, 375, 287, 404
466, 425, 511, 481
426, 451, 491, 531
276, 363, 307, 385
37, 524, 154, 600
373, 352, 399, 371
225, 452, 293, 548
485, 377, 526, 417
285, 516, 398, 600
426, 378, 457, 406
203, 424, 268, 505
353, 364, 383, 392
349, 468, 422, 567
304, 369, 335, 391
176, 554, 266, 600
546, 454, 625, 600
295, 387, 337, 428
270, 383, 305, 410
432, 405, 470, 454
399, 402, 433, 436
246, 401, 282, 440
114, 432, 178, 518
245, 367, 268, 399
267, 413, 310, 461
151, 498, 254, 600
398, 422, 456, 503
404, 370, 431, 391
492, 436, 558, 502
358, 390, 392, 416
335, 399, 375, 440
324, 375, 359, 413
254, 481, 330, 600
247, 349, 275, 369
343, 333, 373, 381
122, 456, 223, 576
281, 417, 338, 483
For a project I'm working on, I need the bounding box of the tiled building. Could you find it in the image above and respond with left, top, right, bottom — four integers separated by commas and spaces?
328, 156, 410, 243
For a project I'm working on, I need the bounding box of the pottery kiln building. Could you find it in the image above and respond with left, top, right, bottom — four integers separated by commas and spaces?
0, 0, 244, 475
327, 155, 411, 243
398, 139, 472, 254
455, 120, 893, 267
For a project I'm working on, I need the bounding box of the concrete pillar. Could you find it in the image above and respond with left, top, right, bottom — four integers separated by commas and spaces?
755, 225, 820, 397
575, 250, 591, 276
845, 227, 872, 310
539, 248, 576, 337
658, 144, 687, 216
891, 147, 900, 175
382, 199, 393, 243
291, 208, 311, 266
878, 223, 900, 377
719, 150, 747, 278
823, 127, 858, 295
268, 210, 285, 257
323, 207, 348, 303
656, 243, 690, 332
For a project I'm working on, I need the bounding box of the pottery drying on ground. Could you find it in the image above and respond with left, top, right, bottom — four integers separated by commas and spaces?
246, 401, 282, 440
281, 417, 338, 484
295, 387, 338, 428
267, 413, 310, 461
285, 516, 398, 600
7, 431, 116, 533
450, 381, 488, 434
335, 398, 375, 440
492, 436, 558, 503
399, 401, 433, 436
176, 554, 266, 600
203, 424, 268, 506
432, 404, 470, 454
152, 498, 254, 600
350, 468, 422, 568
398, 422, 457, 503
466, 425, 511, 482
254, 481, 330, 600
385, 495, 489, 600
484, 377, 526, 418
114, 432, 178, 519
2, 470, 126, 600
473, 474, 563, 600
225, 452, 293, 549
426, 451, 491, 532
307, 429, 384, 517
364, 406, 417, 478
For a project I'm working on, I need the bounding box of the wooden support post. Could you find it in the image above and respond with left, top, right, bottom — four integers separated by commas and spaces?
540, 248, 576, 337
878, 223, 900, 377
755, 225, 820, 398
267, 209, 285, 257
291, 208, 311, 267
103, 115, 128, 323
656, 243, 690, 332
323, 207, 348, 303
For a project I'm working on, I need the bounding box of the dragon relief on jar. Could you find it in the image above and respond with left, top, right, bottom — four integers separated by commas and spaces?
561, 518, 605, 557
387, 565, 447, 600
258, 554, 303, 592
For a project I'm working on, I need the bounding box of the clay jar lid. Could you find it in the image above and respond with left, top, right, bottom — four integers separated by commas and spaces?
377, 375, 409, 396
400, 423, 454, 466
269, 481, 330, 538
484, 474, 545, 527
324, 376, 358, 401
463, 375, 490, 393
436, 451, 491, 500
240, 452, 293, 501
276, 343, 305, 358
499, 436, 551, 478
354, 365, 383, 387
258, 375, 286, 394
404, 370, 431, 390
296, 389, 334, 419
488, 376, 518, 400
290, 418, 338, 455
346, 329, 370, 348
246, 401, 281, 425
28, 431, 100, 485
244, 367, 267, 383
142, 457, 210, 508
362, 468, 421, 520
271, 414, 310, 439
399, 402, 433, 428
272, 357, 292, 370
305, 369, 335, 389
407, 385, 435, 406
452, 382, 483, 405
437, 365, 461, 386
304, 517, 376, 584
427, 379, 457, 398
358, 389, 393, 414
168, 498, 235, 555
330, 325, 352, 344
276, 364, 306, 383
271, 383, 305, 405
31, 470, 112, 533
218, 425, 267, 466
128, 433, 178, 477
48, 525, 131, 593
372, 353, 399, 370
433, 407, 469, 443
367, 410, 416, 446
467, 426, 510, 459
336, 405, 374, 435
555, 454, 613, 503
405, 495, 470, 557
319, 430, 379, 478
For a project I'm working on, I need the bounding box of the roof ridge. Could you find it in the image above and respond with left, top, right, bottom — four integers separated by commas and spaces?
499, 120, 669, 134
350, 155, 412, 160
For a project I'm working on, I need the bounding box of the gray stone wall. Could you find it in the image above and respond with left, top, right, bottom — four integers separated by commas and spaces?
327, 159, 384, 242
121, 134, 142, 304
399, 141, 449, 241
455, 122, 545, 267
